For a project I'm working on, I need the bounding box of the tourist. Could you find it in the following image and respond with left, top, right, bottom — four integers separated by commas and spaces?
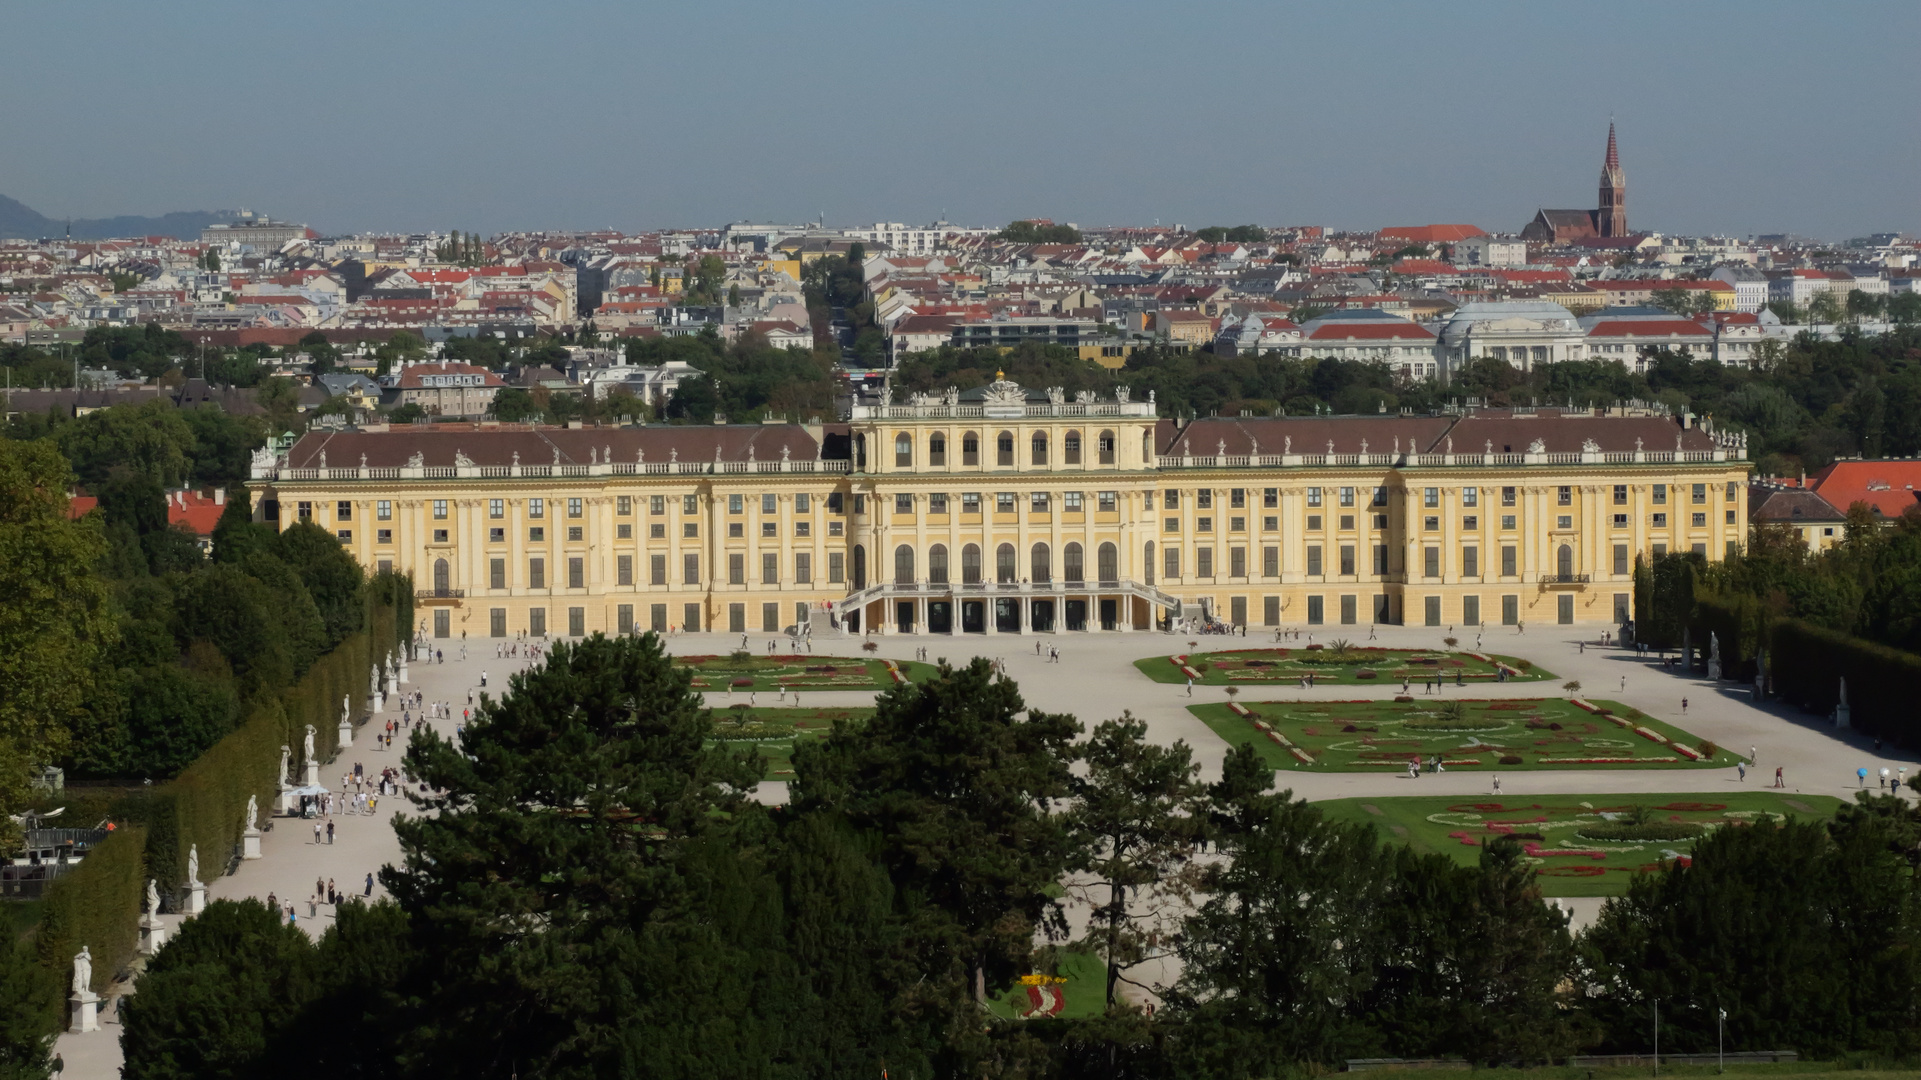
326, 820, 336, 844
313, 821, 322, 845
1492, 774, 1500, 795
365, 872, 374, 897
1681, 698, 1688, 715
1775, 766, 1784, 788
1186, 677, 1193, 697
1407, 759, 1418, 780
1737, 761, 1746, 782
1858, 767, 1869, 788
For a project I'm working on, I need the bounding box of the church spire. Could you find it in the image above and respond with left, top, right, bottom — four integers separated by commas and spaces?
1597, 122, 1626, 237
1605, 122, 1619, 169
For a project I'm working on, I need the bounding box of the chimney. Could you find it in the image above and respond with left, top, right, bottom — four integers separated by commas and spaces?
214, 487, 225, 505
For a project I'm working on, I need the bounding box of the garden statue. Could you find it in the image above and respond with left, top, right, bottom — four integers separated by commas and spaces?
186, 844, 199, 886
145, 879, 159, 915
304, 725, 317, 762
245, 795, 259, 831
71, 947, 90, 996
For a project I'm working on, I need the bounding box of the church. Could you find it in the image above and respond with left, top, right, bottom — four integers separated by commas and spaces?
1521, 124, 1629, 243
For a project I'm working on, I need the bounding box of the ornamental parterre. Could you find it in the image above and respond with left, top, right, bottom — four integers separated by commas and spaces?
1138, 646, 1552, 686
677, 655, 932, 691
1193, 696, 1719, 771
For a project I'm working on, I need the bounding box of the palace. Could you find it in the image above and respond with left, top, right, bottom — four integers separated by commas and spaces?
248, 376, 1748, 641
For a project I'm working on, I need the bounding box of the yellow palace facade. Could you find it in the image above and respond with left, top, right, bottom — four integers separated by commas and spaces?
248, 377, 1749, 641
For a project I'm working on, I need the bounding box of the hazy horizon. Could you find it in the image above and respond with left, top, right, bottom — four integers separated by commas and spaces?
4, 1, 1914, 242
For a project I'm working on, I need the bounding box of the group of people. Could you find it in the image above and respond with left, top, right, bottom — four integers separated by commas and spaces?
1033, 641, 1063, 663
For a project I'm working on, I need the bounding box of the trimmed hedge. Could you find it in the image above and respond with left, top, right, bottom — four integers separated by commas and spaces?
1769, 619, 1921, 747
1693, 589, 1768, 683
36, 824, 145, 1016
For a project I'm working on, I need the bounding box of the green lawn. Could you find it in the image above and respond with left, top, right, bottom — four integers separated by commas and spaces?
984, 947, 1109, 1020
707, 706, 873, 776
1136, 646, 1554, 686
1192, 697, 1727, 771
1316, 791, 1845, 896
1440, 1066, 1910, 1080
679, 654, 939, 692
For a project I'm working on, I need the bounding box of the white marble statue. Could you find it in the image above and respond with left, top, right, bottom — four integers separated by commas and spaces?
304, 725, 317, 762
72, 947, 91, 996
280, 744, 291, 785
145, 879, 159, 916
341, 696, 350, 725
186, 844, 199, 886
245, 795, 259, 831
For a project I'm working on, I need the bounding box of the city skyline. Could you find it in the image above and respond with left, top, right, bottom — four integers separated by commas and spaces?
1, 1, 1915, 241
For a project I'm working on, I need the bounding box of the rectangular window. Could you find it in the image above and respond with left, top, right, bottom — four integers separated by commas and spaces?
1307, 545, 1323, 576
997, 492, 1016, 513
1501, 486, 1516, 506
568, 557, 584, 589
1613, 514, 1628, 528
1339, 487, 1354, 507
1425, 595, 1441, 627
528, 526, 545, 543
1614, 593, 1631, 623
1264, 595, 1280, 625
1373, 544, 1388, 575
795, 552, 811, 585
1424, 487, 1439, 508
568, 607, 585, 636
528, 608, 545, 637
490, 558, 506, 589
528, 498, 543, 518
1463, 546, 1478, 577
1463, 515, 1478, 530
651, 553, 667, 586
1373, 486, 1389, 507
729, 523, 744, 539
1557, 515, 1572, 530
727, 553, 745, 585
1197, 516, 1212, 532
683, 603, 700, 633
1197, 490, 1213, 509
1099, 490, 1117, 512
1613, 544, 1629, 575
377, 500, 392, 520
794, 521, 810, 537
529, 558, 546, 589
1652, 484, 1667, 505
434, 499, 448, 520
684, 522, 699, 538
760, 493, 776, 515
763, 602, 780, 633
1692, 513, 1707, 527
1501, 595, 1518, 626
1164, 547, 1181, 580
1263, 516, 1278, 531
296, 501, 311, 521
1424, 516, 1440, 531
1307, 595, 1324, 624
336, 529, 352, 542
1164, 489, 1181, 509
651, 604, 668, 633
1424, 547, 1440, 578
727, 494, 743, 514
1306, 487, 1322, 507
1262, 546, 1279, 577
683, 553, 700, 585
1613, 485, 1628, 506
1501, 546, 1517, 576
1501, 515, 1516, 530
617, 604, 633, 634
762, 552, 778, 584
1308, 514, 1322, 531
1064, 491, 1083, 512
1340, 594, 1357, 625
433, 529, 449, 544
795, 493, 811, 514
729, 603, 746, 634
684, 494, 700, 514
1339, 515, 1355, 531
1463, 595, 1480, 626
1030, 492, 1050, 513
1197, 548, 1214, 577
893, 493, 912, 514
1230, 488, 1245, 509
1164, 517, 1179, 533
929, 493, 949, 514
1230, 516, 1245, 532
491, 608, 507, 637
378, 529, 393, 544
568, 498, 583, 518
1263, 487, 1278, 508
1462, 487, 1478, 507
568, 527, 583, 542
1230, 547, 1246, 577
616, 496, 631, 515
961, 492, 981, 514
617, 554, 633, 586
1654, 542, 1667, 557
1692, 484, 1707, 505
761, 521, 776, 538
616, 524, 631, 539
1339, 545, 1356, 575
651, 495, 665, 515
1557, 593, 1574, 625
1653, 513, 1668, 527
1558, 486, 1572, 506
1726, 481, 1738, 501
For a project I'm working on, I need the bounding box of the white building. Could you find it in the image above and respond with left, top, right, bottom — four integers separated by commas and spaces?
1452, 235, 1528, 268
1709, 265, 1771, 313
1435, 301, 1584, 376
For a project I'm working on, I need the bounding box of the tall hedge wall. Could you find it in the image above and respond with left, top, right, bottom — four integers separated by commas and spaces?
1769, 619, 1921, 746
36, 824, 145, 1018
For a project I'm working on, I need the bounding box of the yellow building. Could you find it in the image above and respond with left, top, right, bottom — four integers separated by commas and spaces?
249, 378, 1749, 641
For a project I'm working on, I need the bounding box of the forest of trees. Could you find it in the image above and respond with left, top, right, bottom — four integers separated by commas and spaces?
99, 636, 1921, 1079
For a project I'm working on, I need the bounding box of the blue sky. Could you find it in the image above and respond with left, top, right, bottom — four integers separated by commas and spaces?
4, 1, 1914, 239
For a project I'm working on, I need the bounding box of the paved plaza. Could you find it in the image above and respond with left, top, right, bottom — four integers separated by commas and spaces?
55, 622, 1916, 1076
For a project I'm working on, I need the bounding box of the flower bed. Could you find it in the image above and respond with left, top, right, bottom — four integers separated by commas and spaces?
677, 655, 937, 692
1138, 647, 1553, 686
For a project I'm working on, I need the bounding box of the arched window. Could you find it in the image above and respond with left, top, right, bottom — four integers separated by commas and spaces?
1031, 543, 1051, 583
1064, 542, 1084, 584
962, 432, 980, 466
929, 433, 947, 466
1142, 428, 1155, 463
1031, 432, 1048, 466
894, 433, 912, 468
434, 557, 450, 593
996, 431, 1015, 467
852, 545, 867, 590
1098, 542, 1118, 583
895, 544, 916, 584
929, 544, 949, 584
962, 543, 982, 585
1143, 541, 1155, 585
1064, 430, 1082, 465
996, 543, 1017, 583
1098, 429, 1116, 465
1558, 544, 1574, 577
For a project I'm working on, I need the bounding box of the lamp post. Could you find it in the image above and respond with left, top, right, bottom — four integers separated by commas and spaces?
1653, 998, 1660, 1077
1718, 1007, 1726, 1074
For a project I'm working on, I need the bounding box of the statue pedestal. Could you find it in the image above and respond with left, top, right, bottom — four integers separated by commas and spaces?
241, 826, 262, 860
276, 783, 293, 816
398, 660, 410, 685
69, 992, 98, 1033
1707, 660, 1721, 680
139, 915, 166, 956
185, 881, 206, 916
1836, 704, 1852, 729
384, 674, 398, 697
338, 718, 354, 750
304, 761, 320, 787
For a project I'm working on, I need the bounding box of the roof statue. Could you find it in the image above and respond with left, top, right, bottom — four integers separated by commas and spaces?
1283, 436, 1291, 454
1074, 389, 1096, 404
360, 453, 367, 468
552, 445, 561, 465
512, 450, 520, 466
781, 444, 791, 461
1115, 386, 1131, 404
981, 376, 1025, 407
407, 451, 424, 468
318, 450, 327, 468
1360, 438, 1369, 454
589, 447, 597, 465
1046, 386, 1065, 406
454, 449, 474, 467
942, 386, 959, 406
1528, 438, 1547, 454
1582, 438, 1602, 453
879, 385, 892, 407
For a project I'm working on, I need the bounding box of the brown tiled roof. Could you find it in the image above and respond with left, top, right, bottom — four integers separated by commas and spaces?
1165, 408, 1715, 457
1442, 410, 1715, 455
284, 424, 831, 468
1164, 415, 1454, 456
1748, 485, 1844, 524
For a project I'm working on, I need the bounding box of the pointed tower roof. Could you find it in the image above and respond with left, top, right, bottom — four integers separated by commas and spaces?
1605, 122, 1619, 169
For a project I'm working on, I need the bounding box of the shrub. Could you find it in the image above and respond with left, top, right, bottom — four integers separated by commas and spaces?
37, 824, 146, 1022
1354, 670, 1376, 679
1224, 686, 1239, 699
1563, 680, 1582, 696
1516, 659, 1534, 671
727, 650, 753, 665
731, 678, 753, 688
861, 641, 879, 653
1499, 754, 1524, 765
1443, 636, 1458, 650
1699, 740, 1719, 759
1770, 619, 1921, 747
1575, 820, 1706, 842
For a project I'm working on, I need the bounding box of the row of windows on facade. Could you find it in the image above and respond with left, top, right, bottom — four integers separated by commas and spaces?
885, 430, 1130, 468
426, 551, 850, 592
1158, 508, 1739, 537
428, 601, 812, 640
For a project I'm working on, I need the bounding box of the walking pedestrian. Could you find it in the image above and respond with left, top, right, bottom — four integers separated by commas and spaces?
1774, 766, 1784, 788
313, 821, 322, 845
1737, 761, 1746, 782
1859, 767, 1869, 788
365, 873, 374, 897
1681, 698, 1688, 715
1492, 774, 1501, 795
1186, 678, 1193, 697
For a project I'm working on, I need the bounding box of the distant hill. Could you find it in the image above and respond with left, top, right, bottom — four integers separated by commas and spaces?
0, 194, 234, 241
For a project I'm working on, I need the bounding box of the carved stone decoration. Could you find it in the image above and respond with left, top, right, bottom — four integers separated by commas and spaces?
360, 453, 367, 468
1635, 437, 1643, 452
637, 448, 645, 463
1283, 436, 1291, 454
1581, 438, 1602, 453
1360, 438, 1369, 454
1046, 386, 1065, 406
879, 385, 893, 407
1484, 439, 1493, 454
1327, 440, 1335, 454
981, 377, 1025, 407
1114, 386, 1131, 404
781, 444, 791, 461
455, 448, 474, 467
407, 451, 424, 468
943, 386, 959, 406
1074, 389, 1096, 404
1217, 439, 1227, 457
512, 451, 520, 466
1527, 438, 1546, 454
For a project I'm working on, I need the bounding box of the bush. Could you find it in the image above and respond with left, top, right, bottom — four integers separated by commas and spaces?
1499, 754, 1524, 765
1699, 740, 1719, 759
36, 824, 146, 1024
1770, 619, 1921, 747
1354, 670, 1376, 679
1516, 659, 1534, 671
1576, 820, 1706, 842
